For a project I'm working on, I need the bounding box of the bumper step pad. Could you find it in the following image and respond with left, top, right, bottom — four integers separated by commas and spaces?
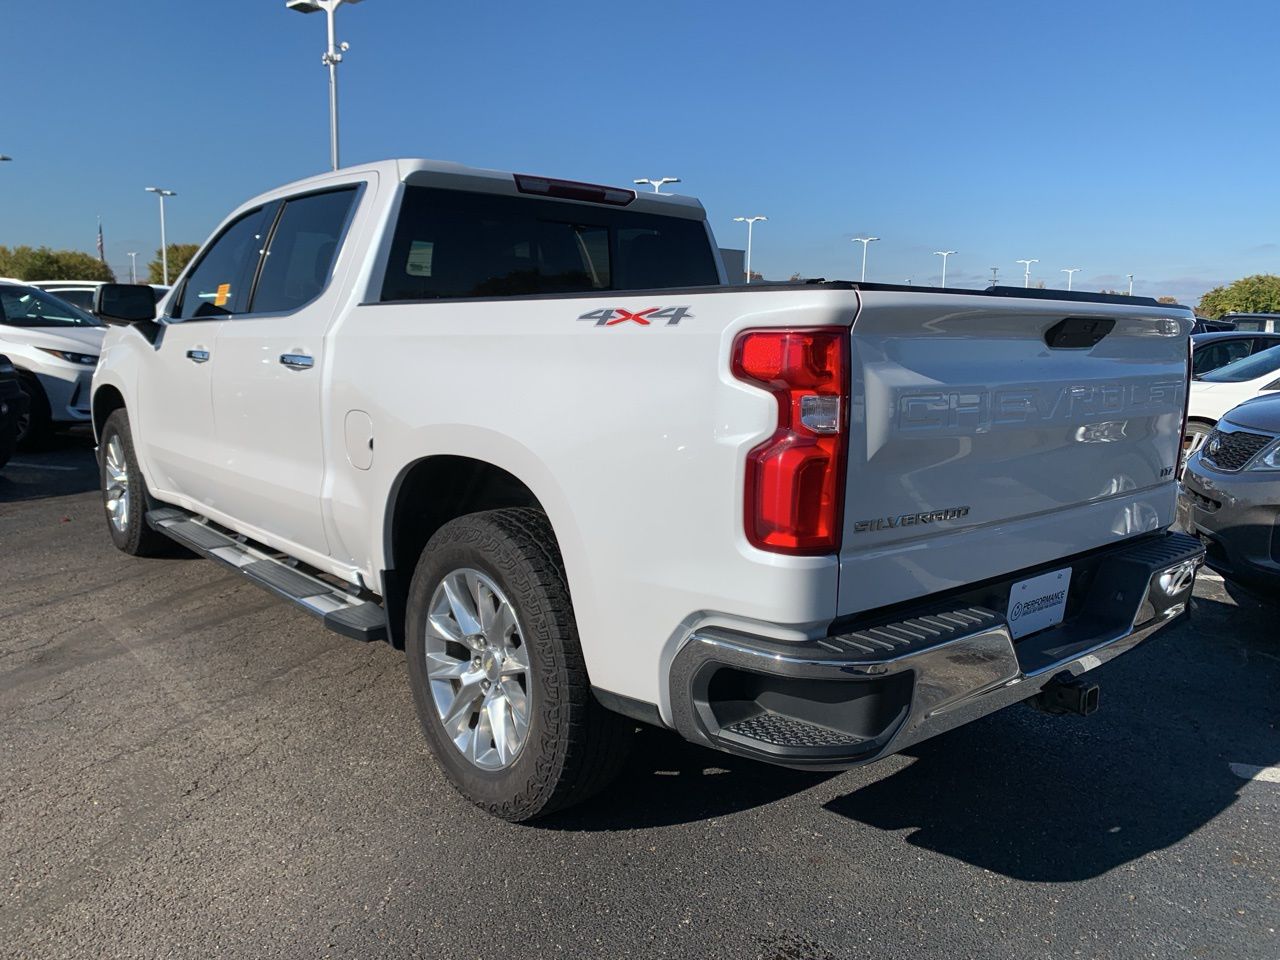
146, 507, 387, 642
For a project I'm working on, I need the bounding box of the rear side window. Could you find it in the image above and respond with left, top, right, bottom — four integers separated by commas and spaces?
380, 186, 719, 302
252, 188, 358, 314
174, 207, 271, 320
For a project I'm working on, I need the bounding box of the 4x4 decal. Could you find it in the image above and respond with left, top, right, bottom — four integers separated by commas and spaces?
578, 306, 693, 326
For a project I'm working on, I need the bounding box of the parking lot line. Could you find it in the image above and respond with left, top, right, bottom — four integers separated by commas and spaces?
5, 461, 82, 472
1229, 762, 1280, 783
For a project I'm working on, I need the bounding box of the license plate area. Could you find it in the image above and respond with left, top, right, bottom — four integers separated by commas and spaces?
1006, 567, 1072, 640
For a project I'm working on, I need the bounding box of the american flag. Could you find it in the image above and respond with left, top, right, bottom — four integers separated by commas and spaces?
96, 217, 105, 262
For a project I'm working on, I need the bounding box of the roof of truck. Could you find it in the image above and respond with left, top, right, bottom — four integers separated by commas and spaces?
247, 158, 707, 220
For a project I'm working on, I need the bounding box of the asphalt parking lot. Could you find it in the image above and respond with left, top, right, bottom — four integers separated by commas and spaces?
1, 435, 1277, 960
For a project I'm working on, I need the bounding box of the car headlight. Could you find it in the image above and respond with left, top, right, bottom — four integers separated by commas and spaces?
36, 348, 99, 366
1247, 438, 1280, 471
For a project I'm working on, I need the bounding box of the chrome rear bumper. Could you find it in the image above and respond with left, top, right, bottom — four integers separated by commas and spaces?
668, 532, 1204, 769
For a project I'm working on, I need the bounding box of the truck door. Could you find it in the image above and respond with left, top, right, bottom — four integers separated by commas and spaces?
210, 185, 361, 559
138, 205, 273, 509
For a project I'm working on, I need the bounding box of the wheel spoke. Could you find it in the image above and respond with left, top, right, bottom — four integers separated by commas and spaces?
500, 642, 529, 676
427, 612, 463, 645
439, 675, 484, 732
425, 651, 470, 680
487, 695, 513, 766
442, 575, 483, 637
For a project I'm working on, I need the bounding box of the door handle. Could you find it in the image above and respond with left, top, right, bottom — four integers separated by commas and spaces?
186, 349, 210, 363
279, 353, 314, 370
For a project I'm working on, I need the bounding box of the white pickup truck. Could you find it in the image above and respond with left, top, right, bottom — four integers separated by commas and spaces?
91, 159, 1204, 821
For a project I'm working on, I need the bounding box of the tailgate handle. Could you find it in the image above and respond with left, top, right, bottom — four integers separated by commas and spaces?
1044, 317, 1115, 349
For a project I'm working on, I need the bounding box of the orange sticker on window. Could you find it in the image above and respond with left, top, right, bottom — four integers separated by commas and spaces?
214, 283, 231, 307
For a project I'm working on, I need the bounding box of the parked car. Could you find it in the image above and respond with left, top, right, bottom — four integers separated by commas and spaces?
33, 280, 170, 317
91, 159, 1203, 821
0, 353, 28, 469
1185, 344, 1280, 458
1192, 316, 1237, 334
1220, 312, 1280, 334
0, 280, 104, 446
1192, 331, 1280, 377
1179, 392, 1280, 599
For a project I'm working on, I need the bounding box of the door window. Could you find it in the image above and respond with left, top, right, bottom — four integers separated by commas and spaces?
173, 207, 272, 320
251, 188, 358, 314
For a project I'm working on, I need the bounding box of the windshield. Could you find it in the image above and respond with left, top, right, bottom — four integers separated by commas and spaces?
0, 284, 104, 328
1200, 343, 1280, 383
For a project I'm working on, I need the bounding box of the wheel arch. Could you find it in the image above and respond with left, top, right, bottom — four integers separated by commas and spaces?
92, 383, 126, 442
380, 454, 564, 650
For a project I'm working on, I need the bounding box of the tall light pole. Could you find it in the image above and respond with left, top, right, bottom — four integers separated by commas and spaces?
1016, 258, 1039, 288
286, 0, 365, 171
127, 252, 138, 284
634, 177, 680, 194
145, 187, 177, 285
1127, 273, 1134, 296
989, 266, 1000, 287
851, 236, 879, 282
933, 250, 956, 288
1061, 267, 1080, 291
733, 216, 767, 283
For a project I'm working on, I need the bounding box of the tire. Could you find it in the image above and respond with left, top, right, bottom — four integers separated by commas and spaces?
15, 373, 52, 449
405, 508, 632, 821
99, 409, 172, 557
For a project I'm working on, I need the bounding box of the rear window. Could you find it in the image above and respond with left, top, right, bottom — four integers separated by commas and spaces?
380, 186, 719, 302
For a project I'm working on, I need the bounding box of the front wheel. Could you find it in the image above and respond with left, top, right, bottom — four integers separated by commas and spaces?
405, 508, 632, 821
1183, 421, 1214, 466
99, 409, 172, 557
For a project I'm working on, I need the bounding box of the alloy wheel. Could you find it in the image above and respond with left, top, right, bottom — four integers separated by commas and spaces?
425, 568, 532, 771
103, 434, 130, 533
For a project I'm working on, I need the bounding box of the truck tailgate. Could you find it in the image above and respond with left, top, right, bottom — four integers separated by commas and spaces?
837, 289, 1191, 618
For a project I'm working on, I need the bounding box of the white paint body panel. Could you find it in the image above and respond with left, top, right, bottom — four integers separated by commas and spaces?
93, 159, 1194, 722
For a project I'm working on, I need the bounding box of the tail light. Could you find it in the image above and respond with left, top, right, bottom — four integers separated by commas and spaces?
731, 328, 850, 554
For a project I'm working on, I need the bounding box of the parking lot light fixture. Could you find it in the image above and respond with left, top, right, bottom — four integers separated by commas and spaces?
933, 250, 956, 288
287, 0, 366, 171
633, 177, 680, 195
989, 266, 999, 287
1016, 258, 1039, 288
145, 187, 177, 285
851, 236, 879, 282
127, 252, 138, 284
733, 216, 767, 283
1127, 273, 1135, 296
1061, 267, 1080, 291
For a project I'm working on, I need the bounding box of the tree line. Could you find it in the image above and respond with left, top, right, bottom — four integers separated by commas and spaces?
0, 244, 200, 285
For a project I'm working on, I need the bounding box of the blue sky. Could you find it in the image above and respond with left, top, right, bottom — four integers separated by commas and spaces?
4, 0, 1276, 303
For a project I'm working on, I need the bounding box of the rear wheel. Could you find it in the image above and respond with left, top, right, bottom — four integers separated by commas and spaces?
99, 409, 171, 557
405, 508, 632, 821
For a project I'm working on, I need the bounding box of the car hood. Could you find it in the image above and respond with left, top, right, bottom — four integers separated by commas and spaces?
0, 325, 106, 353
1221, 393, 1280, 433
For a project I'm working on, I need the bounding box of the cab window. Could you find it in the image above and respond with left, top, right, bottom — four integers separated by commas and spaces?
173, 207, 272, 320
251, 188, 357, 314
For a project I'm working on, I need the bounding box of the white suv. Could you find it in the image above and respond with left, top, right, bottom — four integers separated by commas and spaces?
0, 280, 105, 445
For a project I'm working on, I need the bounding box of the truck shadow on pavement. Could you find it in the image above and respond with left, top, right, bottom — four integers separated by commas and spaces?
544, 593, 1277, 885
823, 597, 1279, 882
538, 726, 835, 831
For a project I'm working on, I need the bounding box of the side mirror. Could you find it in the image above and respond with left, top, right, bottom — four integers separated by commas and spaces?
94, 284, 157, 324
